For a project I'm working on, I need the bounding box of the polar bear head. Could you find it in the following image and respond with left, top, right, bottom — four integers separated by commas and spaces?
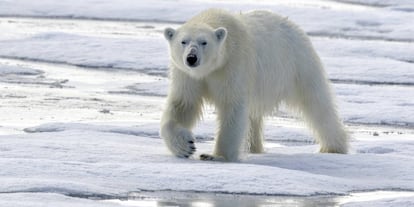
164, 25, 227, 79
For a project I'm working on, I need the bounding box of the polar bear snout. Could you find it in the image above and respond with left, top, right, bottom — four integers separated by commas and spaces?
184, 45, 200, 68
189, 47, 197, 54
185, 46, 200, 67
186, 54, 199, 67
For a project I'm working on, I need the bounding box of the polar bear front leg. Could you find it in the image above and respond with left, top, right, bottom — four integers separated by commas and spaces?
160, 99, 202, 158
200, 100, 248, 162
160, 70, 204, 158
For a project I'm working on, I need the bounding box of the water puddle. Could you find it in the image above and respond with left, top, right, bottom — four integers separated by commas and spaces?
102, 191, 414, 207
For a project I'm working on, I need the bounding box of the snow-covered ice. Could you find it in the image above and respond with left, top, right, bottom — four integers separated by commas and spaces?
0, 0, 413, 206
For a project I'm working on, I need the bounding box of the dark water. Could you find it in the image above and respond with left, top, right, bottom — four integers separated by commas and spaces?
103, 191, 414, 207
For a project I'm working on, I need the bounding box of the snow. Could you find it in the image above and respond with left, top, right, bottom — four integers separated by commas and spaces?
343, 197, 414, 207
1, 124, 413, 196
0, 193, 124, 207
0, 65, 42, 76
341, 191, 414, 207
0, 0, 413, 206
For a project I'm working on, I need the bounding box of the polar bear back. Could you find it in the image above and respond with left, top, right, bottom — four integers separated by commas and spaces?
242, 10, 328, 116
182, 9, 328, 116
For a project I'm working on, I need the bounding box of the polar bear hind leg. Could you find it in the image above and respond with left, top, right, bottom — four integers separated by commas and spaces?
248, 116, 264, 153
288, 68, 349, 153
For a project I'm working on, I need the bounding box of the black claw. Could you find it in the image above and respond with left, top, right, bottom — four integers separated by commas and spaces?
188, 141, 194, 144
184, 154, 189, 158
200, 154, 208, 160
200, 154, 215, 161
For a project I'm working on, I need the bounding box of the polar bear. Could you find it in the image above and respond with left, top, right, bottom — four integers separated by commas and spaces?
160, 9, 349, 162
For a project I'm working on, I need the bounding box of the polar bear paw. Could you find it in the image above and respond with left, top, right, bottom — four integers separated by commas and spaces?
164, 128, 196, 158
200, 154, 226, 162
319, 146, 347, 154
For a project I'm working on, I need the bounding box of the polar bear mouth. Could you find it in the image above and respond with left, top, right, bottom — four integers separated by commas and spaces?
186, 54, 199, 67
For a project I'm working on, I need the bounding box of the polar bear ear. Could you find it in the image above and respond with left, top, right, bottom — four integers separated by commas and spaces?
214, 27, 227, 42
164, 27, 176, 41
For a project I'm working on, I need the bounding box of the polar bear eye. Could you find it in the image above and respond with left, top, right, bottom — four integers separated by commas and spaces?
181, 41, 187, 45
201, 41, 207, 46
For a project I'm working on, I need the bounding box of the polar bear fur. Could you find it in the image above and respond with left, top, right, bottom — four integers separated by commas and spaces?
161, 9, 349, 162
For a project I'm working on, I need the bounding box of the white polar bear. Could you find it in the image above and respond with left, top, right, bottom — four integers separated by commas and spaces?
160, 9, 349, 162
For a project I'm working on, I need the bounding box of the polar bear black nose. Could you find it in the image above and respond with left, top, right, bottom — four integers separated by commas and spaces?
186, 54, 198, 66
